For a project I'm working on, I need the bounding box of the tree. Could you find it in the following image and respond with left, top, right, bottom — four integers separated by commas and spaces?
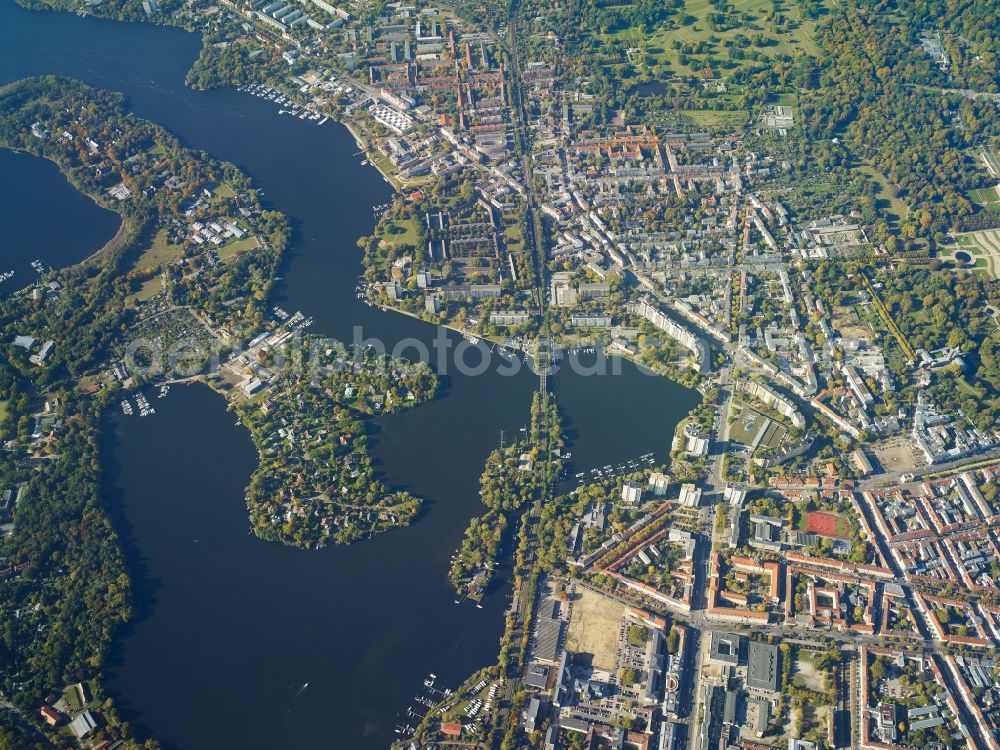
870, 657, 887, 685
666, 627, 680, 654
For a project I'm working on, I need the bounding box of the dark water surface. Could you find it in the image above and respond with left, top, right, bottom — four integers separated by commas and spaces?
0, 3, 699, 748
0, 148, 120, 292
632, 80, 669, 97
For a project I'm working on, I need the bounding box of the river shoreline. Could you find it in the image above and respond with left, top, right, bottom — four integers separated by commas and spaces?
0, 5, 701, 748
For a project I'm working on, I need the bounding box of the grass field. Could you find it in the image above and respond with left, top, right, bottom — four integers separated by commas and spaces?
729, 404, 765, 446
217, 236, 261, 261
213, 182, 236, 200
502, 221, 525, 253
379, 217, 423, 249
134, 228, 183, 272
678, 108, 751, 130
596, 0, 819, 88
758, 419, 788, 449
953, 228, 1000, 280
728, 403, 786, 448
854, 162, 908, 226
969, 185, 1000, 211
129, 275, 163, 303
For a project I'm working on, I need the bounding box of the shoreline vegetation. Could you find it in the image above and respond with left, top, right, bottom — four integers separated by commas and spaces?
1, 0, 998, 746
0, 72, 442, 748
0, 146, 128, 275
0, 0, 709, 745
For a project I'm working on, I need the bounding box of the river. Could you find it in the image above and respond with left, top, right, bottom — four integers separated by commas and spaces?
0, 3, 700, 748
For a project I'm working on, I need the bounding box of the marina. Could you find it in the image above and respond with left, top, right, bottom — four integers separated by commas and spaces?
238, 83, 328, 125
120, 392, 157, 417
0, 5, 699, 748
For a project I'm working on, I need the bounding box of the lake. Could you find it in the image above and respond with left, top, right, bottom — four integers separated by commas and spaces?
0, 148, 120, 294
0, 3, 700, 747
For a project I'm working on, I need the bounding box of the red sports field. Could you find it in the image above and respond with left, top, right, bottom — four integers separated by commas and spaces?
806, 511, 849, 539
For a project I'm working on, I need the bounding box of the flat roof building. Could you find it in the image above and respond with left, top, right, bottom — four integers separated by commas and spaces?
747, 641, 781, 692
708, 632, 746, 666
524, 696, 547, 732
524, 662, 550, 689
622, 481, 644, 504
679, 483, 703, 508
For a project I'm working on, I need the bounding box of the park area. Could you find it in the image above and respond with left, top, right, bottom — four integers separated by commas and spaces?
980, 145, 1000, 179
133, 227, 184, 273
952, 228, 1000, 280
585, 0, 820, 127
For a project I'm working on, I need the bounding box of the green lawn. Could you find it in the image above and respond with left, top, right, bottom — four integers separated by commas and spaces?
213, 182, 236, 200
379, 217, 422, 250
131, 275, 164, 303
502, 222, 525, 252
60, 686, 81, 712
678, 108, 751, 131
596, 0, 820, 85
969, 185, 1000, 211
134, 227, 184, 272
728, 404, 768, 446
774, 91, 798, 107
217, 236, 261, 261
758, 419, 787, 449
854, 163, 908, 226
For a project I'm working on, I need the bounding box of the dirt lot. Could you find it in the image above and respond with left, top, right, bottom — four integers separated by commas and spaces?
831, 305, 877, 344
566, 587, 627, 671
871, 437, 921, 473
794, 653, 827, 692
